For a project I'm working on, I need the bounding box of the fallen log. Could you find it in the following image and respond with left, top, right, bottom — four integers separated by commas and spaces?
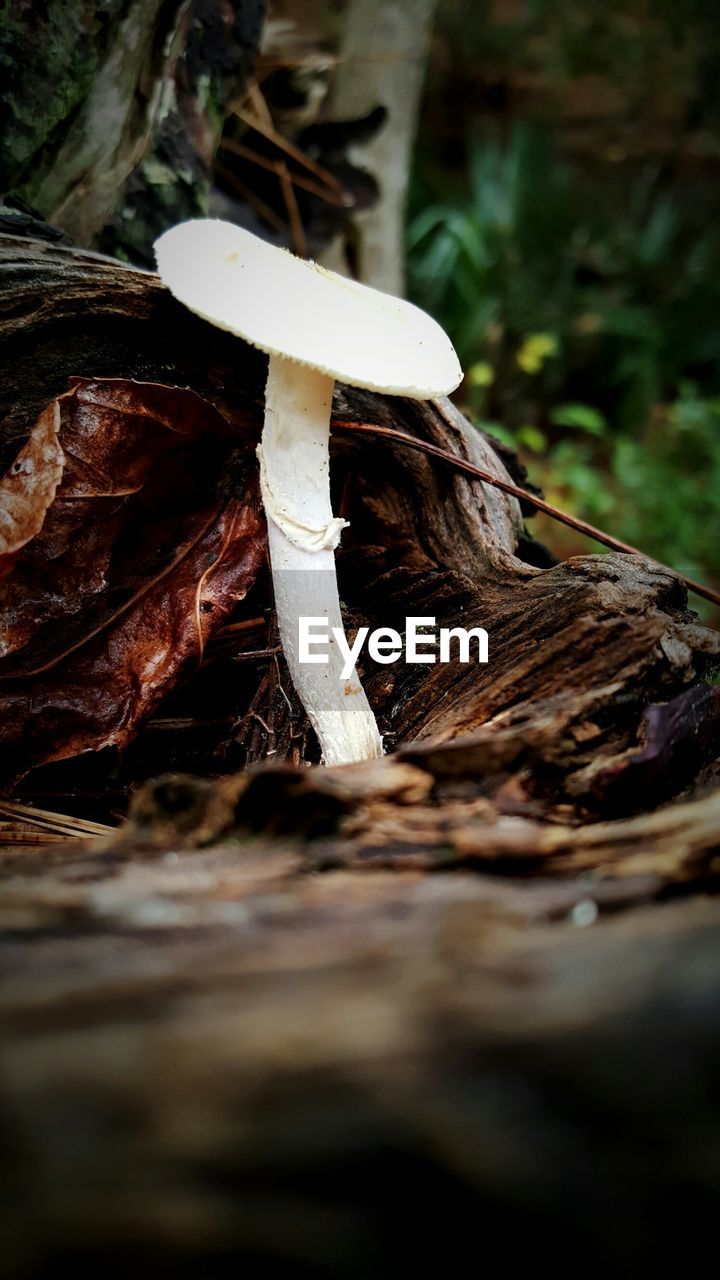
1, 232, 720, 1276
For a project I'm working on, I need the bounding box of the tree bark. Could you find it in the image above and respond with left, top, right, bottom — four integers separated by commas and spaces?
0, 0, 266, 256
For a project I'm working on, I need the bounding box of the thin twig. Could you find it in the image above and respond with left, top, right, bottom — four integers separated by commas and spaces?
0, 827, 69, 846
201, 644, 281, 667
232, 646, 282, 662
215, 617, 266, 638
245, 80, 275, 131
218, 138, 348, 207
257, 54, 422, 69
237, 711, 274, 737
146, 717, 236, 731
0, 800, 114, 839
193, 505, 243, 666
273, 654, 294, 718
231, 106, 347, 200
331, 418, 720, 609
276, 161, 307, 257
215, 163, 288, 235
230, 80, 309, 255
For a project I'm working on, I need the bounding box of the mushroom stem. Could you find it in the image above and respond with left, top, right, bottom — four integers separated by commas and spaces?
258, 356, 383, 765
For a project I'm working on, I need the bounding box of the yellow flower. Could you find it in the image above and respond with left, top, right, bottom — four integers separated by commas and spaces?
467, 360, 495, 388
516, 332, 558, 375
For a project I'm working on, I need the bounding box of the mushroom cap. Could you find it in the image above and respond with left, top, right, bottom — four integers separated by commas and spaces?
154, 220, 463, 399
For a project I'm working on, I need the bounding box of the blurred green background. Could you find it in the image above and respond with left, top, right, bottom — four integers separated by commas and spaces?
408, 0, 720, 610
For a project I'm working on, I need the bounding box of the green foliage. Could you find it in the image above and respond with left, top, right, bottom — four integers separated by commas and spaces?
407, 126, 720, 601
408, 126, 720, 431
550, 404, 607, 436
607, 386, 720, 578
407, 128, 575, 403
480, 384, 720, 610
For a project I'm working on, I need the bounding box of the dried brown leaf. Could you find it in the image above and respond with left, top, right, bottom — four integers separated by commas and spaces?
0, 399, 64, 587
0, 379, 265, 784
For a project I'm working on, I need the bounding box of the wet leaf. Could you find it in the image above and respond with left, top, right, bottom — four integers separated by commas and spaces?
0, 399, 64, 585
0, 379, 265, 784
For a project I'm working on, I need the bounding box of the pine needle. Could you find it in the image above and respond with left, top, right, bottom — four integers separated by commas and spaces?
0, 801, 114, 841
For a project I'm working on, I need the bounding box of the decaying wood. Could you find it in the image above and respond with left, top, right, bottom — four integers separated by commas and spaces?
2, 809, 720, 1275
1, 231, 720, 1273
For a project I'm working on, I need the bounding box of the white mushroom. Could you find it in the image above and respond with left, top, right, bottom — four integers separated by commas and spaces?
154, 220, 462, 766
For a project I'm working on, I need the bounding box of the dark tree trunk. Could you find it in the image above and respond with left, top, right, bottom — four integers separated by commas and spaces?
0, 0, 266, 258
